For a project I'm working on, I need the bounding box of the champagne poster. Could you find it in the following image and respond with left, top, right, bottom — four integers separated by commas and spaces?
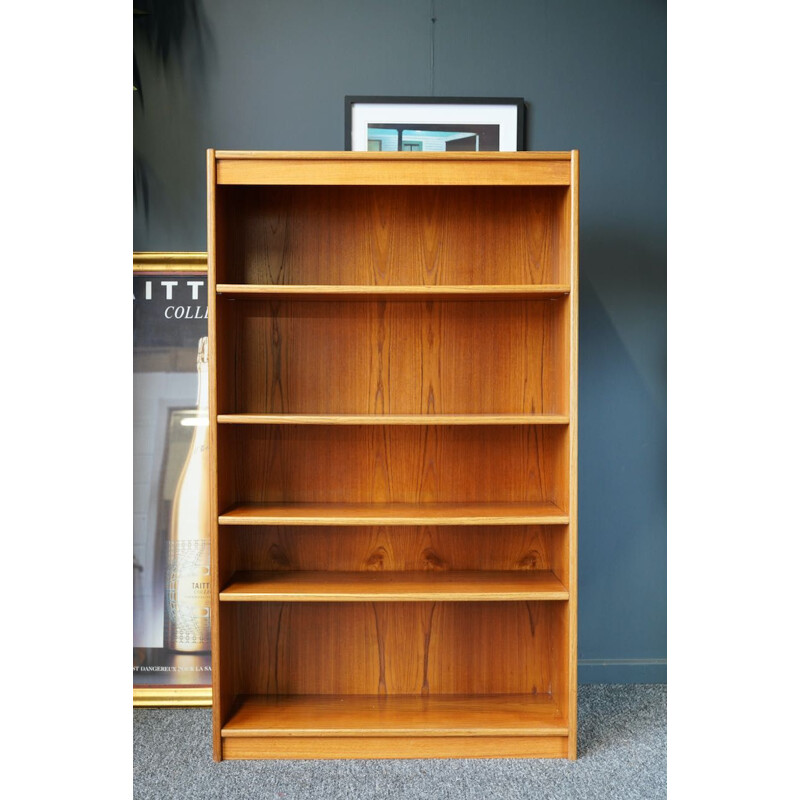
133, 268, 211, 695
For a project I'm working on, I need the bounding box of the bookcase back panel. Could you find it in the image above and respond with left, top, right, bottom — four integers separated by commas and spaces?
230, 601, 565, 696
216, 298, 569, 415
216, 186, 568, 286
224, 525, 568, 577
218, 425, 568, 507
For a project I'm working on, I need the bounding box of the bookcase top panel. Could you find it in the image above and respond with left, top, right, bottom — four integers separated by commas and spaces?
211, 150, 576, 187
215, 151, 574, 160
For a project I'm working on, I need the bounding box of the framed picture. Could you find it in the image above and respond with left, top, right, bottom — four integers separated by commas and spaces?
133, 252, 212, 707
345, 96, 525, 152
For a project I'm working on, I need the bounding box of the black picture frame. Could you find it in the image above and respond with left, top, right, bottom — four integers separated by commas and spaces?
345, 96, 525, 152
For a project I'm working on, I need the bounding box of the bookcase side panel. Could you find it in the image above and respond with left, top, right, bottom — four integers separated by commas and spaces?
208, 152, 232, 759
567, 151, 580, 760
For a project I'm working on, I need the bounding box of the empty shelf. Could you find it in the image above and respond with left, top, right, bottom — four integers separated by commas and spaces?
217, 413, 570, 425
222, 694, 569, 738
216, 284, 570, 299
218, 501, 569, 526
220, 569, 568, 602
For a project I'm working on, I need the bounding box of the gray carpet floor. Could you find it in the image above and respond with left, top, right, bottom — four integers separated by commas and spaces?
133, 684, 666, 799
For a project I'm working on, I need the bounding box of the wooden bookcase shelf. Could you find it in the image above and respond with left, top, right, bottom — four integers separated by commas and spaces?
216, 284, 570, 299
218, 501, 569, 526
222, 695, 570, 759
208, 150, 579, 760
220, 569, 569, 602
218, 413, 571, 425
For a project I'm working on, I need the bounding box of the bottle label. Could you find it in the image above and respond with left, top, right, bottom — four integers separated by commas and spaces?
165, 540, 211, 646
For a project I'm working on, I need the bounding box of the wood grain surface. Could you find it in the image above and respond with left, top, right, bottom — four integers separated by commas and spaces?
216, 424, 568, 507
226, 601, 565, 697
216, 151, 571, 159
222, 524, 567, 572
218, 413, 571, 425
566, 150, 580, 759
216, 297, 569, 415
216, 284, 570, 299
207, 149, 227, 762
221, 735, 569, 759
215, 155, 571, 188
209, 151, 579, 760
220, 569, 568, 602
223, 694, 568, 736
216, 186, 567, 285
218, 501, 569, 526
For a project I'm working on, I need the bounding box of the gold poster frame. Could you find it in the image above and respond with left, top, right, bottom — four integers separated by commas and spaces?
133, 252, 212, 707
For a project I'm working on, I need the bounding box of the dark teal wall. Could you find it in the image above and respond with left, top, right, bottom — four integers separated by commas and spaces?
134, 0, 666, 683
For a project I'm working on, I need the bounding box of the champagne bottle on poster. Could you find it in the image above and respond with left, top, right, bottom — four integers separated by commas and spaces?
164, 336, 211, 652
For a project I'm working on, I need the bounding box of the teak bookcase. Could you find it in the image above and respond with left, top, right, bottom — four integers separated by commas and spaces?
207, 150, 579, 760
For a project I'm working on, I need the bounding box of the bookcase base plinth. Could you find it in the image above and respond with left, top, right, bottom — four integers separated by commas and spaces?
222, 735, 570, 760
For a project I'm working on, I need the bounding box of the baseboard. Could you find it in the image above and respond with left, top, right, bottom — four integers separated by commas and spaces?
578, 659, 666, 684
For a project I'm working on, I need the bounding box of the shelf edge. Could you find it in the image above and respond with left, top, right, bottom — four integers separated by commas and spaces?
217, 414, 571, 426
218, 515, 571, 526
